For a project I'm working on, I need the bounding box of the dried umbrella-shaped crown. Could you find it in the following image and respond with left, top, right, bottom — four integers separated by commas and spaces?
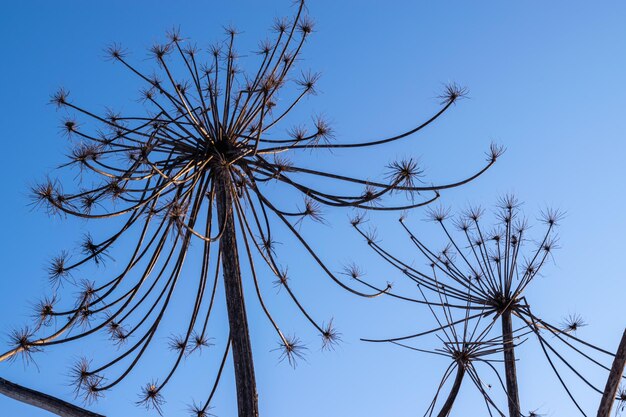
4, 1, 500, 415
357, 197, 621, 416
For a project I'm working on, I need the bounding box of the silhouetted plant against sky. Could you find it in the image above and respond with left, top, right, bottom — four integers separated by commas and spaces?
356, 197, 621, 417
0, 2, 501, 416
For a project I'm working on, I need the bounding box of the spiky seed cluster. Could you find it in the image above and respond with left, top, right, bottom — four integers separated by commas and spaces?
33, 295, 56, 327
426, 205, 451, 223
275, 335, 307, 368
188, 402, 211, 417
487, 143, 506, 162
69, 357, 105, 403
272, 268, 289, 289
188, 332, 214, 355
80, 234, 106, 265
47, 251, 71, 285
387, 158, 424, 190
560, 313, 587, 333
438, 82, 468, 105
7, 327, 41, 365
168, 334, 187, 353
342, 263, 363, 280
320, 319, 341, 350
137, 381, 165, 415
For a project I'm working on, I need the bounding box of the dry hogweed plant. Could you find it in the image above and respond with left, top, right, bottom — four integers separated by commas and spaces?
355, 196, 624, 417
0, 2, 501, 416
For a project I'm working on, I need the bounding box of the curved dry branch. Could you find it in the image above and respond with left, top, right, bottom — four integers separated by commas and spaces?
0, 377, 104, 417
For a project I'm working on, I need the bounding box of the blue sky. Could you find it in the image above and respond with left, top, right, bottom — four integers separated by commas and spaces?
1, 1, 625, 416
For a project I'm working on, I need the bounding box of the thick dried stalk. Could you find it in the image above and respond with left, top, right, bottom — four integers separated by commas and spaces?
502, 310, 520, 417
0, 377, 104, 417
597, 328, 626, 417
436, 364, 466, 417
216, 174, 259, 417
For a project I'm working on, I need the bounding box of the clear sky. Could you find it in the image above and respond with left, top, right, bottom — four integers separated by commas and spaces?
1, 1, 625, 416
